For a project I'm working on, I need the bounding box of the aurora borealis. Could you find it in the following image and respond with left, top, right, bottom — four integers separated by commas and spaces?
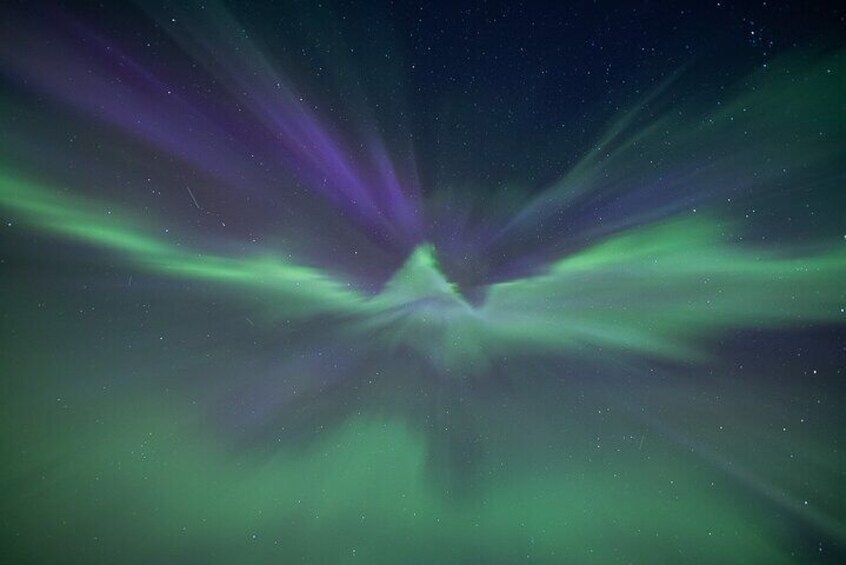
1, 1, 845, 563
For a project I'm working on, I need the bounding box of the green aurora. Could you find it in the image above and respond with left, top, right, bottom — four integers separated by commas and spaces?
1, 170, 843, 369
2, 3, 845, 563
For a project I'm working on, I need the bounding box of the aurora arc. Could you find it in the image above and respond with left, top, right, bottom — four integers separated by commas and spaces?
2, 170, 843, 369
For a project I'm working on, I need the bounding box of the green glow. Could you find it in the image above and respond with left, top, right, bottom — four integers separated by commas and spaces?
0, 171, 369, 316
2, 383, 835, 562
377, 244, 464, 306
362, 219, 844, 367
1, 171, 843, 369
481, 217, 845, 359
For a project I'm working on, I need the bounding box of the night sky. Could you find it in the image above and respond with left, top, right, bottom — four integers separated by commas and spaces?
1, 1, 845, 563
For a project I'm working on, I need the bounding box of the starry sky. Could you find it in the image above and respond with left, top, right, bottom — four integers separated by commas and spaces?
1, 1, 845, 563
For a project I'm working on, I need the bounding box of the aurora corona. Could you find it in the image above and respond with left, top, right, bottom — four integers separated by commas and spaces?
1, 1, 844, 562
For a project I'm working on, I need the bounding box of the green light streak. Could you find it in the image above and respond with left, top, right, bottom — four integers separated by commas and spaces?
1, 170, 843, 368
357, 219, 844, 369
481, 217, 845, 359
0, 171, 369, 316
